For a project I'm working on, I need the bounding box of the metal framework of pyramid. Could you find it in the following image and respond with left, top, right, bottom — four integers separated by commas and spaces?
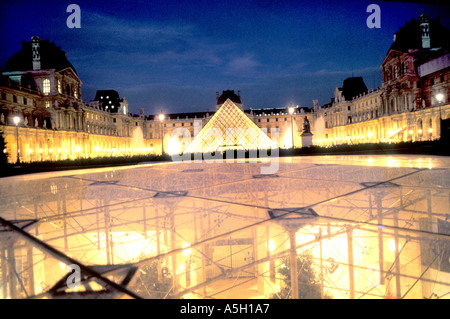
184, 99, 278, 154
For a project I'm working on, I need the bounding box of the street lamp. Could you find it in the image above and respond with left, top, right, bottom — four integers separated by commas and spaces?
288, 106, 295, 149
13, 116, 20, 164
158, 112, 165, 155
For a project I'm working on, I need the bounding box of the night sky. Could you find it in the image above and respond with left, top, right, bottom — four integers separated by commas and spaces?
0, 0, 449, 115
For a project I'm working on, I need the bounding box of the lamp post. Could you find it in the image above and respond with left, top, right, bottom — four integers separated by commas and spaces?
13, 116, 20, 164
288, 106, 295, 149
158, 112, 165, 155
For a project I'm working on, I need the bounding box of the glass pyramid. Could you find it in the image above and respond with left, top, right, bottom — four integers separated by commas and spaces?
184, 99, 278, 154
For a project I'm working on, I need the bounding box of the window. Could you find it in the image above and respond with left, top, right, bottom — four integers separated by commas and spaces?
74, 87, 78, 98
58, 80, 62, 94
430, 78, 434, 85
45, 101, 50, 108
23, 98, 27, 105
13, 95, 17, 103
267, 118, 269, 122
182, 123, 184, 126
43, 79, 50, 95
276, 118, 278, 122
1, 93, 5, 100
416, 81, 421, 88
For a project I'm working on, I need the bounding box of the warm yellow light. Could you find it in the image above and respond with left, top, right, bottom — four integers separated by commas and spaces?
429, 128, 432, 133
268, 239, 275, 252
436, 93, 444, 103
288, 107, 295, 115
75, 146, 81, 152
418, 129, 422, 134
368, 132, 373, 138
58, 148, 61, 153
409, 130, 413, 135
182, 243, 191, 256
13, 116, 20, 125
49, 149, 53, 153
39, 149, 43, 154
388, 240, 401, 252
158, 113, 165, 121
28, 149, 32, 154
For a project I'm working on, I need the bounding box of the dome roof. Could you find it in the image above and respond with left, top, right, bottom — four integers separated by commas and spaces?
4, 37, 77, 74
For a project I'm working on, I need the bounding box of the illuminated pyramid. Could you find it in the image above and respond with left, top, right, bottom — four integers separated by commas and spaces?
184, 99, 278, 154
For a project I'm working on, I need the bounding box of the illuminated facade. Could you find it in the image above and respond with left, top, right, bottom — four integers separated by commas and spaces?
313, 14, 450, 146
1, 14, 449, 164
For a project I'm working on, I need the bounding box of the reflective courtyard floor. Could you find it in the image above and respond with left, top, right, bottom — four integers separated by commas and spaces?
0, 155, 449, 299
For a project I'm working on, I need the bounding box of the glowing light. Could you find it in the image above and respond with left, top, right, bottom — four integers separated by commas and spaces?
182, 243, 191, 256
39, 149, 43, 154
288, 107, 295, 115
429, 128, 432, 133
368, 132, 373, 139
268, 240, 275, 252
409, 130, 413, 135
436, 93, 444, 103
95, 146, 100, 152
388, 240, 401, 252
418, 129, 422, 134
158, 113, 165, 122
75, 146, 81, 152
49, 149, 53, 153
13, 116, 20, 125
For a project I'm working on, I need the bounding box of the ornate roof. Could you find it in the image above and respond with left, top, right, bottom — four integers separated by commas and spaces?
4, 37, 77, 74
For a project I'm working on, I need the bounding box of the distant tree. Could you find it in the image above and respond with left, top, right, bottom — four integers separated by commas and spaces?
134, 261, 174, 299
270, 253, 331, 299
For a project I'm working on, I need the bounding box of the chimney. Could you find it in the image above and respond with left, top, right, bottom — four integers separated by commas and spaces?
31, 36, 41, 71
419, 13, 431, 49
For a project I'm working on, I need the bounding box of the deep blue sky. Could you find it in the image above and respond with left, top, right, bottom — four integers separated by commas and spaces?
0, 0, 449, 115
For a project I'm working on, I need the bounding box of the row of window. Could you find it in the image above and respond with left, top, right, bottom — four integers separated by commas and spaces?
257, 118, 288, 123
1, 92, 34, 106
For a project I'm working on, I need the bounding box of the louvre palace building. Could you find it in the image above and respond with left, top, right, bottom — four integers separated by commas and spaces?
1, 14, 449, 163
